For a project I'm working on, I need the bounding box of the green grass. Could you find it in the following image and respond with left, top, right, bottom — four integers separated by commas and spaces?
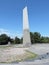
0, 45, 11, 48
25, 50, 37, 59
15, 50, 37, 62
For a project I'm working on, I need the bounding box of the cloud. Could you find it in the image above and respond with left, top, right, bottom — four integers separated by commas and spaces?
0, 28, 22, 38
0, 28, 15, 38
0, 28, 10, 35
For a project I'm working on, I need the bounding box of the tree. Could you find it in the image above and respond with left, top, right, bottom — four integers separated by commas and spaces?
20, 37, 23, 43
14, 36, 20, 44
8, 37, 14, 43
0, 34, 9, 45
20, 32, 41, 44
40, 36, 49, 43
30, 32, 34, 44
33, 32, 41, 43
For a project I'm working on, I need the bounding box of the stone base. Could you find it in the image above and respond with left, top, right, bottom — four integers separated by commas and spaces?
23, 43, 31, 47
23, 29, 31, 47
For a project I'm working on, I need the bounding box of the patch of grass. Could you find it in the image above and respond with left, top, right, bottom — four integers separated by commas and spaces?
15, 50, 37, 62
0, 45, 10, 48
25, 50, 37, 59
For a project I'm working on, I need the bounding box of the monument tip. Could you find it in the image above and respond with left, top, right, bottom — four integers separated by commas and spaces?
24, 6, 27, 10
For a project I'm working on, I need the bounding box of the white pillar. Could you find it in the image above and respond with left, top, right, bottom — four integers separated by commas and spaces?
23, 6, 31, 47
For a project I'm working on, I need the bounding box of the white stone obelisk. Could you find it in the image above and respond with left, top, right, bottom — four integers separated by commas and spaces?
23, 6, 31, 47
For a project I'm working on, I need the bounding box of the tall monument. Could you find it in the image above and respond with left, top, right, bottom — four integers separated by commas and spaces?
23, 6, 31, 47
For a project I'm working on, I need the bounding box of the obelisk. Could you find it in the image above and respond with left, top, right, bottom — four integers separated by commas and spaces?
23, 6, 31, 47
